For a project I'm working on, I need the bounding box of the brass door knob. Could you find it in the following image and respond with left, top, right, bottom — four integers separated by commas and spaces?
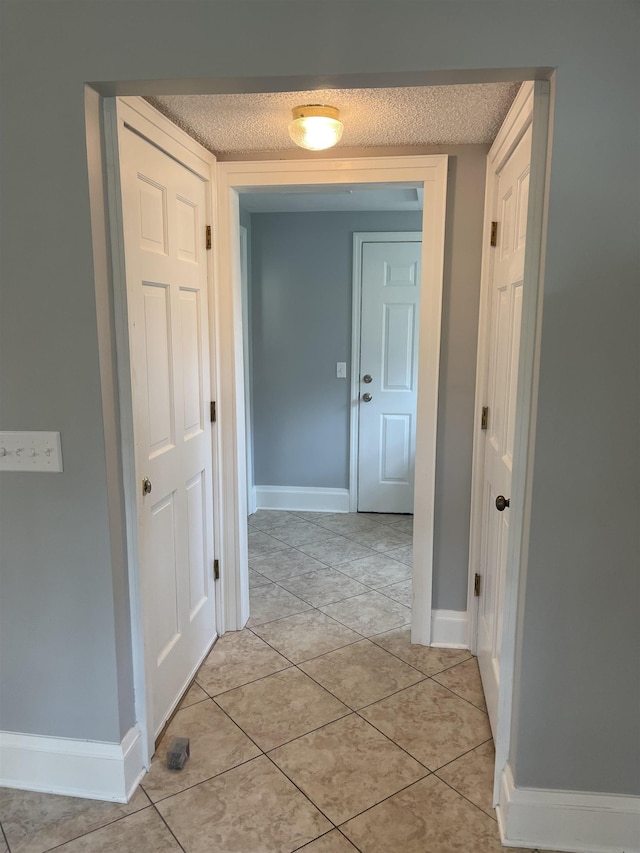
495, 495, 510, 511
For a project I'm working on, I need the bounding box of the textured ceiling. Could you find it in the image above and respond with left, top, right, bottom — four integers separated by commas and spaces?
147, 82, 522, 155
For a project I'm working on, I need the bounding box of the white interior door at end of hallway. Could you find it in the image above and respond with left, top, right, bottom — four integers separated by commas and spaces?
476, 123, 533, 735
357, 238, 422, 514
118, 125, 217, 741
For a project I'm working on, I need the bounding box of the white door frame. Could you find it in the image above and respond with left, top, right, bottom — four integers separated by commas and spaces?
466, 81, 553, 805
104, 96, 222, 762
349, 231, 423, 513
239, 226, 256, 516
216, 156, 448, 644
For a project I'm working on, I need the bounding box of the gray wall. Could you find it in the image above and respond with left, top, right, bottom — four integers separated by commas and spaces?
0, 0, 638, 798
249, 210, 422, 489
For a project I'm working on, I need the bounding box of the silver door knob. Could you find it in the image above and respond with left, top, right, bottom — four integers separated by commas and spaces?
362, 393, 373, 402
495, 495, 510, 511
142, 477, 152, 496
362, 374, 373, 384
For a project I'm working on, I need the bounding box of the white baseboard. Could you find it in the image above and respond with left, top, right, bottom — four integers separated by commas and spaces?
430, 609, 468, 648
255, 485, 350, 513
247, 485, 257, 516
0, 725, 146, 803
497, 762, 640, 853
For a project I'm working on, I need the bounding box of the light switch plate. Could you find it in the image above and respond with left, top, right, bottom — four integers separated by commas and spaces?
0, 431, 63, 472
336, 362, 347, 378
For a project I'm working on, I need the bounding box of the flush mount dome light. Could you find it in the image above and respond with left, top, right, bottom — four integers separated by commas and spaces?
288, 105, 344, 151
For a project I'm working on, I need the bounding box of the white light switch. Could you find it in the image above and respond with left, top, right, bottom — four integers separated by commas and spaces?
0, 432, 63, 472
336, 362, 347, 378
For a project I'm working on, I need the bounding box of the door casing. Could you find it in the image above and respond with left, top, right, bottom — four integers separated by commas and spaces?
350, 231, 423, 514
216, 156, 448, 646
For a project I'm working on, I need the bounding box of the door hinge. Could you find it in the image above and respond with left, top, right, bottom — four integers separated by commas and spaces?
474, 573, 481, 597
210, 401, 216, 423
481, 406, 489, 430
490, 221, 498, 247
206, 225, 212, 250
213, 559, 220, 581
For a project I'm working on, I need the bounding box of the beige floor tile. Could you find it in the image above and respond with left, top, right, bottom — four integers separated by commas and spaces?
433, 656, 487, 711
247, 582, 311, 627
297, 830, 360, 852
360, 679, 491, 769
248, 530, 289, 557
385, 516, 413, 534
157, 755, 331, 853
436, 740, 496, 818
48, 808, 180, 853
320, 591, 411, 637
378, 578, 412, 607
384, 544, 413, 566
142, 699, 260, 802
277, 567, 370, 607
249, 568, 271, 588
357, 513, 411, 526
267, 520, 336, 547
299, 640, 425, 709
336, 554, 412, 588
371, 628, 472, 675
248, 510, 300, 530
270, 714, 427, 825
178, 681, 209, 710
312, 515, 380, 535
252, 610, 362, 663
0, 786, 150, 853
215, 667, 349, 750
344, 527, 413, 553
341, 774, 515, 852
0, 841, 6, 853
297, 536, 379, 565
249, 547, 328, 582
196, 629, 290, 695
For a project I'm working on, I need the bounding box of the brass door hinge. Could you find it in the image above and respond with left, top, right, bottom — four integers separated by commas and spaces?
490, 221, 498, 247
474, 573, 481, 597
210, 401, 216, 423
481, 406, 489, 430
206, 225, 212, 250
214, 559, 220, 581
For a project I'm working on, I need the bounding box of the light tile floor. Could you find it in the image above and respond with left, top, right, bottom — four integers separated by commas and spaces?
0, 511, 558, 853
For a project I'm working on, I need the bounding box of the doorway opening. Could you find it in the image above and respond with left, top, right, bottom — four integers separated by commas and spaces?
238, 185, 424, 637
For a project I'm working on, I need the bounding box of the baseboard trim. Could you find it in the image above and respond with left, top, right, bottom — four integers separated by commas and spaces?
255, 485, 350, 513
0, 725, 145, 803
247, 485, 257, 516
430, 609, 468, 648
497, 762, 640, 853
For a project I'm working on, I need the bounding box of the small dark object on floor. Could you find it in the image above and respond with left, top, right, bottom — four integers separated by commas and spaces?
166, 737, 190, 770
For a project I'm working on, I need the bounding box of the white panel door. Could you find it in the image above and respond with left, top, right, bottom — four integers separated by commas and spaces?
358, 240, 422, 513
477, 124, 532, 734
119, 127, 216, 740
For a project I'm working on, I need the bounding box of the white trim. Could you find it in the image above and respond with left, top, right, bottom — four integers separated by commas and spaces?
255, 485, 350, 513
0, 727, 145, 803
239, 226, 256, 516
497, 763, 640, 853
217, 155, 448, 646
430, 609, 469, 648
349, 231, 423, 514
103, 95, 220, 758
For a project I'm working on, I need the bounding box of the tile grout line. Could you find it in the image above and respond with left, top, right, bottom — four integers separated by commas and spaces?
0, 821, 10, 853
151, 801, 187, 851
262, 751, 338, 830
433, 771, 500, 824
33, 805, 155, 853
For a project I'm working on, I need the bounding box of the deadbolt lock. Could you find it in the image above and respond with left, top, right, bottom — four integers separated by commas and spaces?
363, 374, 373, 384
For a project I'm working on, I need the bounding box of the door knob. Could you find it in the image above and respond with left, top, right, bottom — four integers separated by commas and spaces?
362, 374, 373, 384
142, 477, 152, 496
362, 393, 373, 402
495, 495, 510, 511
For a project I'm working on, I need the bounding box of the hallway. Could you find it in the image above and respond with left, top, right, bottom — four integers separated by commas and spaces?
0, 511, 554, 852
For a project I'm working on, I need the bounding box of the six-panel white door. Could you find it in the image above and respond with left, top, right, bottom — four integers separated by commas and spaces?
477, 124, 532, 734
119, 127, 216, 741
358, 239, 422, 513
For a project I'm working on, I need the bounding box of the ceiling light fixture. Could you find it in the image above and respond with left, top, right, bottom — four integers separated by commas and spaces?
288, 105, 343, 151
